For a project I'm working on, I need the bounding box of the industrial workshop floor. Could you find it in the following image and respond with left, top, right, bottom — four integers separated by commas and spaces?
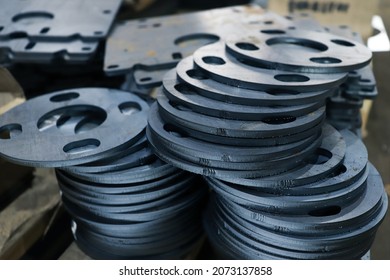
364, 1, 390, 260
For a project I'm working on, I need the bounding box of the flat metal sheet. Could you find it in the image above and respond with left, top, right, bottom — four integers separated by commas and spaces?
104, 6, 324, 76
0, 88, 149, 167
225, 29, 372, 73
0, 0, 122, 40
193, 42, 347, 92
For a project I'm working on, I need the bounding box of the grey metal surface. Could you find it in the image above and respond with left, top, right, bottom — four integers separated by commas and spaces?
0, 88, 149, 167
225, 29, 372, 73
192, 42, 347, 92
0, 0, 122, 40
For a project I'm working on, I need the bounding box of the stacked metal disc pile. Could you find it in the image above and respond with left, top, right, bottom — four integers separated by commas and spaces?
0, 0, 124, 98
0, 87, 206, 259
0, 0, 121, 64
324, 26, 378, 135
147, 27, 388, 259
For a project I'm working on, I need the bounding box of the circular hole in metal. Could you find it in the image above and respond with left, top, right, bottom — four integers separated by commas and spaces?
265, 89, 300, 95
107, 64, 119, 69
37, 105, 107, 135
308, 206, 341, 217
274, 74, 310, 82
12, 11, 54, 22
235, 42, 259, 51
288, 26, 296, 30
0, 124, 22, 139
50, 92, 80, 102
305, 148, 332, 165
261, 29, 286, 34
63, 139, 101, 154
25, 42, 36, 50
168, 100, 192, 112
163, 124, 187, 138
94, 31, 103, 35
153, 23, 161, 28
118, 102, 141, 115
264, 20, 273, 24
139, 77, 152, 82
174, 83, 196, 95
103, 10, 111, 14
174, 33, 219, 48
202, 56, 226, 65
82, 47, 91, 51
332, 164, 347, 176
0, 26, 3, 32
186, 69, 208, 80
262, 116, 296, 125
331, 39, 355, 47
310, 57, 342, 64
267, 37, 328, 52
285, 16, 293, 20
40, 27, 50, 34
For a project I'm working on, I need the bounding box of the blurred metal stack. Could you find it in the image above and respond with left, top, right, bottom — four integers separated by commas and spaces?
0, 0, 123, 98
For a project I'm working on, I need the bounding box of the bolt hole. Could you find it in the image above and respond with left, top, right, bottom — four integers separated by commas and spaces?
172, 52, 183, 60
274, 74, 310, 82
235, 42, 259, 51
103, 10, 111, 14
50, 92, 80, 102
118, 102, 141, 115
0, 124, 22, 139
331, 39, 355, 47
265, 89, 300, 95
308, 206, 341, 217
331, 164, 347, 176
82, 47, 91, 51
261, 29, 286, 34
305, 148, 332, 165
153, 23, 161, 28
25, 42, 36, 50
264, 20, 273, 24
202, 56, 226, 65
168, 100, 192, 112
63, 139, 101, 154
94, 31, 103, 35
107, 64, 119, 69
310, 57, 342, 64
40, 27, 50, 34
139, 77, 152, 82
163, 124, 187, 138
186, 69, 208, 80
174, 83, 196, 95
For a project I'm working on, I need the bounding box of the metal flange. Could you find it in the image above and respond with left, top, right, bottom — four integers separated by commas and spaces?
0, 88, 149, 167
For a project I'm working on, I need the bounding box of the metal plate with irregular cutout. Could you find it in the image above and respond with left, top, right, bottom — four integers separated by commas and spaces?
0, 88, 149, 167
0, 0, 122, 40
225, 29, 372, 73
192, 42, 347, 92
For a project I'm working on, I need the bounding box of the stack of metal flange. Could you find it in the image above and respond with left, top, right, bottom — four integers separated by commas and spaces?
104, 6, 326, 95
147, 26, 388, 259
0, 87, 207, 259
0, 0, 124, 98
0, 0, 122, 64
324, 26, 378, 135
